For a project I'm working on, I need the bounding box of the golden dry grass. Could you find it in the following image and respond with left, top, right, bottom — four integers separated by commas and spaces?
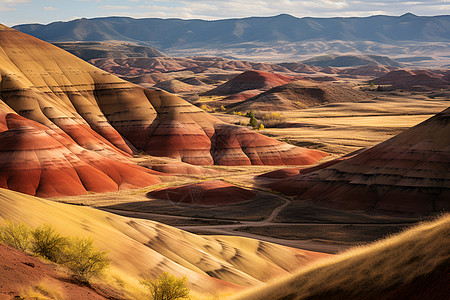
19, 279, 64, 300
232, 214, 450, 300
227, 94, 449, 155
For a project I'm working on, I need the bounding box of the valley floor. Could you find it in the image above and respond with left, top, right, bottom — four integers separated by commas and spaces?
50, 93, 448, 254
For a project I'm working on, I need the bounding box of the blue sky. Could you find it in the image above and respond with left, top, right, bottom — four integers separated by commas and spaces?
1, 0, 449, 26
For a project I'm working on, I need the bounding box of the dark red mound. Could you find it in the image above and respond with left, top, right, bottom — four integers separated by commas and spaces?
228, 81, 369, 111
203, 71, 295, 96
0, 243, 107, 299
148, 180, 256, 205
0, 114, 161, 197
372, 69, 450, 90
268, 107, 450, 215
210, 123, 328, 166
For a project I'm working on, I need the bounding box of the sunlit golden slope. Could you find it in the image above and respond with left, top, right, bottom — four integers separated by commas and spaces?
0, 188, 327, 296
233, 214, 450, 300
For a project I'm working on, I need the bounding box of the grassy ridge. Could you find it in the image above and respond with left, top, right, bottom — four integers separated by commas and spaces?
233, 214, 450, 300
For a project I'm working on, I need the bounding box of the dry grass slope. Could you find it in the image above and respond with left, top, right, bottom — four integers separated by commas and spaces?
233, 214, 450, 300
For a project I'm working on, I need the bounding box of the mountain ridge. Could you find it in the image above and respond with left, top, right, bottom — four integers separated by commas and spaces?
13, 14, 450, 49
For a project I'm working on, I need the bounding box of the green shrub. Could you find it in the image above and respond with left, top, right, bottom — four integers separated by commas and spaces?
31, 224, 67, 262
60, 237, 110, 282
0, 220, 31, 251
141, 272, 190, 300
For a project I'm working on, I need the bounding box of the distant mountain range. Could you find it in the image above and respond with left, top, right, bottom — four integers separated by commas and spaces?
14, 14, 450, 45
13, 14, 450, 65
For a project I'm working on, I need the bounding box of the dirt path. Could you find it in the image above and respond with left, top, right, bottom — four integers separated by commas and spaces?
100, 205, 414, 254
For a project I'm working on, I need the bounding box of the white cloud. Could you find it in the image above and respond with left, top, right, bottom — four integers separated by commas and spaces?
99, 5, 132, 10
0, 0, 29, 12
115, 0, 449, 20
43, 6, 58, 11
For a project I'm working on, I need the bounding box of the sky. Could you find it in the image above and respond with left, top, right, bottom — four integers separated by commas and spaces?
0, 0, 449, 26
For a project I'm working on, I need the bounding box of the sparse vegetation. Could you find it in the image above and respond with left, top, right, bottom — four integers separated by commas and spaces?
31, 224, 67, 262
20, 280, 64, 300
0, 220, 31, 251
141, 272, 190, 300
0, 221, 110, 283
259, 112, 286, 127
248, 115, 259, 129
60, 237, 110, 282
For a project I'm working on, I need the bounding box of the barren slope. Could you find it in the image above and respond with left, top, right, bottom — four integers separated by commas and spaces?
203, 71, 295, 96
268, 107, 450, 214
0, 24, 328, 197
0, 188, 328, 297
228, 81, 369, 111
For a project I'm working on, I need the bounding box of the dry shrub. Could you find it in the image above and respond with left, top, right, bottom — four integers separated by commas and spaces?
0, 220, 31, 251
259, 112, 286, 128
60, 236, 110, 283
141, 272, 190, 300
31, 224, 67, 262
0, 222, 110, 283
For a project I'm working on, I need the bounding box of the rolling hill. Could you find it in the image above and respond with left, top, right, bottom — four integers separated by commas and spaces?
233, 214, 450, 300
0, 24, 328, 197
227, 81, 369, 111
0, 188, 329, 297
203, 71, 296, 96
267, 106, 450, 215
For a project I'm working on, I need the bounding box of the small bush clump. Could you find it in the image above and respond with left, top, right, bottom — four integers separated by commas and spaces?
0, 220, 31, 251
0, 221, 109, 283
260, 112, 286, 128
31, 224, 67, 262
60, 237, 110, 282
141, 272, 190, 300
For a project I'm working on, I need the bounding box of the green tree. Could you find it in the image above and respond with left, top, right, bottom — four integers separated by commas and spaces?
31, 224, 67, 262
0, 221, 31, 251
248, 117, 258, 129
60, 237, 110, 283
141, 272, 190, 300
